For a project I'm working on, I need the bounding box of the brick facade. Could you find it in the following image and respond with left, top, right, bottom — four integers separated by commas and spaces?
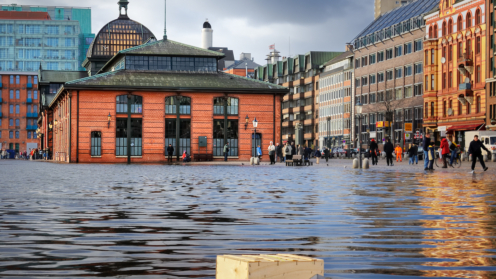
50, 90, 282, 163
0, 73, 40, 153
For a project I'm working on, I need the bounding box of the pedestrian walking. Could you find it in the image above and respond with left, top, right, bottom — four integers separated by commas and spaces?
257, 145, 262, 161
449, 140, 458, 167
428, 144, 435, 170
423, 133, 431, 171
303, 145, 311, 162
412, 144, 419, 164
468, 135, 489, 173
281, 142, 286, 162
384, 138, 394, 166
223, 143, 229, 162
315, 148, 321, 164
369, 139, 378, 165
285, 142, 293, 161
291, 142, 296, 156
395, 144, 403, 162
440, 137, 450, 168
324, 147, 330, 163
408, 144, 416, 165
277, 143, 283, 163
268, 141, 276, 165
167, 144, 174, 163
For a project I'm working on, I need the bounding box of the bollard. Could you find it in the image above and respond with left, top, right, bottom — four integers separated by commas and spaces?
353, 158, 359, 169
250, 157, 254, 165
363, 158, 370, 169
254, 158, 260, 165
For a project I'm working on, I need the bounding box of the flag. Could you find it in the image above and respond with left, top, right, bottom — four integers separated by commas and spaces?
269, 44, 275, 50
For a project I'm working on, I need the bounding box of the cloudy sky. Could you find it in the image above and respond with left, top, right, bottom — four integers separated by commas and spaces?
14, 0, 374, 64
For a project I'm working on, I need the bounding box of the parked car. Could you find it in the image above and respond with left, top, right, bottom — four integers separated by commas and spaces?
333, 148, 347, 157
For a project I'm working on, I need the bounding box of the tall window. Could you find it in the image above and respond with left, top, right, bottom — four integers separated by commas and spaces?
9, 118, 13, 126
165, 119, 191, 156
458, 100, 463, 115
165, 96, 191, 115
443, 100, 447, 117
91, 132, 102, 156
431, 102, 435, 117
213, 97, 238, 115
467, 39, 472, 55
15, 131, 19, 139
448, 71, 452, 88
476, 95, 481, 113
476, 65, 481, 83
15, 105, 19, 114
476, 37, 481, 54
475, 9, 481, 25
457, 15, 463, 31
448, 45, 452, 61
458, 42, 463, 57
9, 75, 13, 84
434, 24, 438, 38
467, 12, 472, 28
15, 75, 19, 84
429, 26, 433, 38
431, 75, 435, 90
467, 102, 471, 114
448, 19, 453, 34
116, 118, 142, 156
9, 90, 13, 99
15, 90, 19, 99
116, 95, 143, 114
213, 120, 239, 157
425, 103, 429, 118
431, 50, 435, 65
442, 21, 447, 36
15, 119, 19, 127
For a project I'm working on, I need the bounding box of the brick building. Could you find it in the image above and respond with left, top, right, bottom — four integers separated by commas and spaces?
424, 0, 487, 147
254, 51, 342, 148
351, 0, 437, 149
486, 0, 496, 131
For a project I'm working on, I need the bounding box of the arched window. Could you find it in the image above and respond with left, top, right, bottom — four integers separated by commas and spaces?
457, 15, 463, 31
442, 21, 447, 36
165, 96, 191, 115
475, 9, 481, 25
9, 119, 13, 126
9, 75, 13, 84
15, 75, 19, 84
15, 90, 19, 99
433, 24, 438, 38
116, 95, 142, 114
448, 19, 453, 34
214, 97, 239, 115
429, 26, 433, 38
15, 105, 19, 114
15, 119, 19, 127
467, 12, 472, 28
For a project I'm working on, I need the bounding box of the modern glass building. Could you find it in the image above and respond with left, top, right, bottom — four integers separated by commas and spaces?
0, 4, 94, 71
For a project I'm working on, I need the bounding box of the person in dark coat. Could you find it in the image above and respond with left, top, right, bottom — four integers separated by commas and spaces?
323, 148, 330, 162
303, 146, 311, 161
315, 148, 322, 164
383, 138, 394, 166
468, 135, 489, 173
167, 144, 174, 162
291, 142, 296, 156
408, 144, 416, 165
369, 139, 378, 165
276, 143, 283, 163
422, 133, 431, 170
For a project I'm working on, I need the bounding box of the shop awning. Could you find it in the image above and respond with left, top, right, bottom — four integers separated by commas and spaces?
447, 124, 485, 132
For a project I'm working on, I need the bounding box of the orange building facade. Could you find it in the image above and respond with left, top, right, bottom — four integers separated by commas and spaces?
423, 0, 487, 146
0, 73, 40, 153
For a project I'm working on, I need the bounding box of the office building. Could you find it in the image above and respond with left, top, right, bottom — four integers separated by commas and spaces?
352, 0, 437, 149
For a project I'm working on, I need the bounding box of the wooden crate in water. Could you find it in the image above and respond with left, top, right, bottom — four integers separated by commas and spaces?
216, 254, 324, 279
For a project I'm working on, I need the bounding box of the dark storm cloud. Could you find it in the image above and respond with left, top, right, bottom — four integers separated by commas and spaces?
12, 0, 374, 63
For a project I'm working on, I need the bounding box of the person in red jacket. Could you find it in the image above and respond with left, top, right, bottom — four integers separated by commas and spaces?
440, 137, 450, 168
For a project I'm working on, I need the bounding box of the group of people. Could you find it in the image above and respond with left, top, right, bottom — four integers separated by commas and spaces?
166, 144, 191, 163
0, 149, 46, 160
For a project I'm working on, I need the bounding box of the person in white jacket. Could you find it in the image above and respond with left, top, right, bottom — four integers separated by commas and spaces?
268, 142, 276, 165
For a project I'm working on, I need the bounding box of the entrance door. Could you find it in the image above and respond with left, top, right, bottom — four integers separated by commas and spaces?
252, 133, 262, 157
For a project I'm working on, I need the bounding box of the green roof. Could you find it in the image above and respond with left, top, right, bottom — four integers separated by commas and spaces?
63, 70, 286, 90
120, 39, 225, 57
39, 70, 88, 84
306, 51, 343, 69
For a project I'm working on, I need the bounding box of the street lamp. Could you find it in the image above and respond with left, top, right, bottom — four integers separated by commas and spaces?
326, 116, 331, 149
108, 113, 111, 128
355, 101, 363, 169
253, 117, 258, 158
245, 115, 249, 130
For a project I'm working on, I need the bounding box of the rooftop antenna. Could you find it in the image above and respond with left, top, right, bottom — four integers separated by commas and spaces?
163, 0, 167, 40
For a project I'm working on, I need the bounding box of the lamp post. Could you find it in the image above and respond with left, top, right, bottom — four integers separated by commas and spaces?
355, 101, 363, 169
326, 116, 331, 149
252, 117, 258, 158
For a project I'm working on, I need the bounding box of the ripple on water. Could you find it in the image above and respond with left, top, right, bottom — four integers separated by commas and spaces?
0, 161, 496, 278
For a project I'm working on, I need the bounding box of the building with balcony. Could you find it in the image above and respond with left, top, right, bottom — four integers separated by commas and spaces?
318, 50, 354, 150
423, 0, 487, 148
486, 0, 496, 131
254, 51, 341, 148
351, 0, 436, 149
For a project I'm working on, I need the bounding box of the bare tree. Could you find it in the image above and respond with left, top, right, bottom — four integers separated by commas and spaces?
378, 91, 406, 143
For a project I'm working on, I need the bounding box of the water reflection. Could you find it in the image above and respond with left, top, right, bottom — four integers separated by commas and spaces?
0, 161, 495, 278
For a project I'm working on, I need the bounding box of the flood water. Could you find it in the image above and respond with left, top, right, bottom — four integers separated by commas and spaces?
0, 160, 495, 278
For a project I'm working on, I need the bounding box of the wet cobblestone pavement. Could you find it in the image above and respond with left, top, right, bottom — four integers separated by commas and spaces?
0, 160, 495, 278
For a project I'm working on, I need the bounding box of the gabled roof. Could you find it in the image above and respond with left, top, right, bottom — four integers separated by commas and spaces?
352, 0, 438, 42
323, 51, 353, 67
224, 59, 261, 70
39, 70, 88, 84
122, 39, 225, 57
49, 70, 287, 108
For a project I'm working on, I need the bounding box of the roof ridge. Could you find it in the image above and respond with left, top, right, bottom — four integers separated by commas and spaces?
119, 39, 162, 54
168, 40, 226, 56
66, 70, 120, 85
223, 72, 287, 89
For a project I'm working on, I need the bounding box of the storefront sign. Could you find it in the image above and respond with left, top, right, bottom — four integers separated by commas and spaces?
404, 123, 413, 133
376, 121, 391, 128
369, 132, 377, 138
